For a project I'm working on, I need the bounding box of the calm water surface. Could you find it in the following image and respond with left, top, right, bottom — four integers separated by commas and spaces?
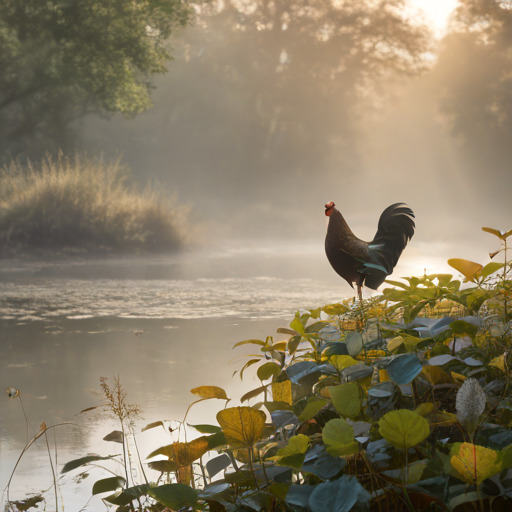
0, 241, 351, 509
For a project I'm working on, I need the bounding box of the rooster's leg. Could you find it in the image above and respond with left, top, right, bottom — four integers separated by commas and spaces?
357, 284, 363, 302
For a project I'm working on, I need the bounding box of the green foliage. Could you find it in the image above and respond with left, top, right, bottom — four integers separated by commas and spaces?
38, 224, 512, 511
0, 0, 192, 154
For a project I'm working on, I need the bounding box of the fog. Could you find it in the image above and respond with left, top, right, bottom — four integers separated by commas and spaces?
75, 1, 510, 274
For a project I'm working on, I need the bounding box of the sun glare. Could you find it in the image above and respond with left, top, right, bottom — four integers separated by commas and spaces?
409, 0, 458, 36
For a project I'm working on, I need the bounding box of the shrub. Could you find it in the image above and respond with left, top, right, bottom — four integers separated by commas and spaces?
0, 155, 189, 255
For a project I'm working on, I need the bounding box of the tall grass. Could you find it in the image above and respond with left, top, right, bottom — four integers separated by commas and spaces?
0, 155, 189, 255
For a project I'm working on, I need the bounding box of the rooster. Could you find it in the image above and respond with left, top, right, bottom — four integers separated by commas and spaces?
325, 202, 415, 300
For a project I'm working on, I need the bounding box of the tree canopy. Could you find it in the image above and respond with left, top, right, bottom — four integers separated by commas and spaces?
0, 0, 192, 156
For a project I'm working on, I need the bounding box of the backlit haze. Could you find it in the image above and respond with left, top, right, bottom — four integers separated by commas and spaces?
77, 0, 512, 293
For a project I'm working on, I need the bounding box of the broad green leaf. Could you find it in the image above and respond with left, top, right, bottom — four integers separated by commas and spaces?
264, 401, 293, 413
387, 336, 404, 353
323, 303, 349, 316
257, 362, 281, 381
277, 434, 310, 458
92, 476, 125, 495
188, 424, 222, 434
298, 397, 328, 422
451, 443, 502, 484
149, 483, 198, 510
288, 335, 302, 354
206, 431, 227, 449
329, 383, 360, 419
378, 410, 430, 450
330, 355, 359, 371
217, 407, 266, 446
272, 380, 293, 405
61, 455, 117, 474
290, 317, 305, 335
447, 259, 483, 280
305, 321, 330, 334
481, 262, 504, 278
233, 339, 265, 348
449, 320, 478, 339
322, 418, 359, 457
309, 475, 370, 512
190, 386, 228, 400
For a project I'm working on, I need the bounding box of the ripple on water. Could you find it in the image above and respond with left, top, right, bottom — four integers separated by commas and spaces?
0, 277, 344, 321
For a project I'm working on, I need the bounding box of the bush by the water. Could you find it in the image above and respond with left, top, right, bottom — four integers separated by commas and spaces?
0, 155, 189, 255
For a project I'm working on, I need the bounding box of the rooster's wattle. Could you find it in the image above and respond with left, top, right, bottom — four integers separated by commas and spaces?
325, 202, 415, 299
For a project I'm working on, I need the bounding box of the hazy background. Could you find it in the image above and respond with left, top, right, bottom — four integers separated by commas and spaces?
71, 0, 511, 270
2, 0, 511, 271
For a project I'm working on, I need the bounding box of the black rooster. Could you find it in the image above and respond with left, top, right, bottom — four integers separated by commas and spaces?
325, 202, 415, 300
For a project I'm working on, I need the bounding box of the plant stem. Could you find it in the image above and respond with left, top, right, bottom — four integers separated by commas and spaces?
44, 431, 58, 512
18, 394, 30, 444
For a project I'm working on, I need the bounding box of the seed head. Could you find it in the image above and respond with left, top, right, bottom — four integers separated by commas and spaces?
456, 378, 486, 436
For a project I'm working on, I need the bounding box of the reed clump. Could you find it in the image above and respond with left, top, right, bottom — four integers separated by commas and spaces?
0, 155, 189, 256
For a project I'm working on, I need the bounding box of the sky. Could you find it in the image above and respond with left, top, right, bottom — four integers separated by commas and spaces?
410, 0, 459, 36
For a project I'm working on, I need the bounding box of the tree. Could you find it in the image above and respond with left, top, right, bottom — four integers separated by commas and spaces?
436, 0, 512, 169
0, 0, 192, 157
84, 0, 431, 234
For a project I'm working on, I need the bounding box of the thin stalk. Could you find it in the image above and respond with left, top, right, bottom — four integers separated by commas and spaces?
248, 446, 259, 490
131, 428, 149, 485
18, 394, 30, 444
120, 422, 130, 490
5, 422, 73, 512
199, 457, 208, 487
44, 431, 58, 512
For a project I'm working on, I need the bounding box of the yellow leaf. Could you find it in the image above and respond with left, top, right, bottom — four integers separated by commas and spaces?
272, 342, 287, 351
379, 369, 390, 382
451, 371, 466, 382
148, 437, 210, 467
451, 443, 502, 484
414, 403, 435, 417
422, 366, 453, 385
447, 259, 483, 280
190, 386, 228, 400
431, 411, 458, 427
490, 355, 507, 373
387, 336, 404, 353
272, 380, 293, 405
330, 355, 359, 371
482, 227, 506, 239
217, 407, 266, 447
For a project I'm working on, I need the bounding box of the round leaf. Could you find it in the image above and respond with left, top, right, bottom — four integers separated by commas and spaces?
447, 259, 483, 280
322, 418, 359, 457
328, 383, 360, 419
257, 362, 281, 381
451, 443, 502, 484
148, 483, 198, 510
217, 406, 266, 446
309, 475, 370, 512
378, 409, 430, 450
